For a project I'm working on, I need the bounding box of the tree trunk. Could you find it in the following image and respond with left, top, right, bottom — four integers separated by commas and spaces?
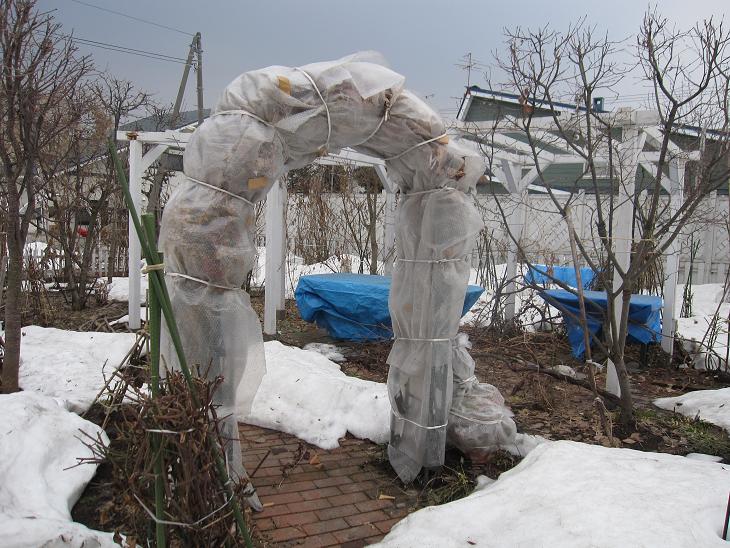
614, 289, 635, 431
368, 191, 378, 275
2, 215, 23, 393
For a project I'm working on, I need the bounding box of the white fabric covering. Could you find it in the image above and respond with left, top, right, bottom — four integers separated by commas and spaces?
161, 52, 515, 483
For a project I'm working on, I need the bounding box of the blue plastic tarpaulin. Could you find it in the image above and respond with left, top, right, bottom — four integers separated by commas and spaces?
538, 289, 662, 358
524, 264, 597, 290
295, 273, 485, 341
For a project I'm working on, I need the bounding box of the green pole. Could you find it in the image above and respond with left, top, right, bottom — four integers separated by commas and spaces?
142, 215, 166, 548
111, 142, 253, 548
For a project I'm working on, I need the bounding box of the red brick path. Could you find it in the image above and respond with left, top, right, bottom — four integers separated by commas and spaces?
239, 423, 417, 547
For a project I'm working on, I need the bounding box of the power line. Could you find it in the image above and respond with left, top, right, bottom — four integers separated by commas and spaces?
73, 36, 189, 64
69, 0, 193, 37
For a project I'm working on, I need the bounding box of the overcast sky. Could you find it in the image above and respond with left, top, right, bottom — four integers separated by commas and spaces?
39, 0, 727, 120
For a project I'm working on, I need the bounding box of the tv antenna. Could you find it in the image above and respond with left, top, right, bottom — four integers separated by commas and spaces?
455, 52, 477, 87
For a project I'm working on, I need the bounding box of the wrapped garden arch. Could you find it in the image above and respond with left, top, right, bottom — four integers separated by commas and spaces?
159, 52, 516, 496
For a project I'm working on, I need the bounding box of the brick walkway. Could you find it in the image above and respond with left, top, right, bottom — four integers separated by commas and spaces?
239, 423, 418, 547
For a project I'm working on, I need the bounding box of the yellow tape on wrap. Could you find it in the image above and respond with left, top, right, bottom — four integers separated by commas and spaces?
248, 177, 268, 190
277, 76, 291, 95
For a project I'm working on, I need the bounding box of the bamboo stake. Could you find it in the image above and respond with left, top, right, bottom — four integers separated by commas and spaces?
110, 142, 253, 548
142, 215, 166, 548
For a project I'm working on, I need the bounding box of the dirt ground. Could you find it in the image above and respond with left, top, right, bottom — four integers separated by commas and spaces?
250, 293, 730, 461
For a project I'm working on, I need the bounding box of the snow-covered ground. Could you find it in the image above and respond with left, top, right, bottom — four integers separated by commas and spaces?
655, 387, 730, 434
106, 275, 148, 304
17, 326, 139, 413
376, 440, 730, 548
245, 341, 390, 448
15, 326, 384, 449
0, 392, 117, 547
109, 306, 147, 326
16, 325, 542, 457
674, 283, 729, 370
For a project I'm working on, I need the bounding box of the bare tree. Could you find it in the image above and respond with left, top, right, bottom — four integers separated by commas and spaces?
93, 74, 150, 281
0, 0, 92, 392
39, 98, 112, 310
92, 72, 149, 136
467, 11, 730, 428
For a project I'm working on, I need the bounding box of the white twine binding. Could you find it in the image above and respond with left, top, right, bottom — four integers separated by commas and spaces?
350, 94, 396, 147
391, 409, 448, 431
384, 133, 449, 161
455, 375, 477, 385
401, 187, 457, 197
211, 109, 274, 128
186, 176, 254, 206
294, 67, 332, 155
134, 493, 234, 528
167, 271, 241, 292
448, 409, 506, 426
396, 257, 468, 264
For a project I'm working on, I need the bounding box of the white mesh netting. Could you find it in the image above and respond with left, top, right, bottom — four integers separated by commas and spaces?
160, 52, 516, 488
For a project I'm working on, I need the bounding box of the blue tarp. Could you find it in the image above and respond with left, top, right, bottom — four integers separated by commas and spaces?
538, 289, 662, 358
295, 273, 485, 341
524, 264, 597, 290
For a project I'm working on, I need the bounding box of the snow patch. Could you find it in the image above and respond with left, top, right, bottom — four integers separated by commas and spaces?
18, 326, 139, 413
655, 387, 730, 434
303, 342, 346, 363
244, 341, 389, 448
0, 392, 117, 547
109, 306, 147, 326
105, 275, 148, 304
376, 440, 730, 548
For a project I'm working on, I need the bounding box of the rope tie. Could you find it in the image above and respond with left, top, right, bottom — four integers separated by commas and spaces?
455, 375, 477, 385
211, 109, 274, 128
401, 187, 457, 197
391, 409, 448, 430
166, 271, 241, 292
350, 93, 397, 147
186, 176, 254, 206
396, 256, 468, 264
294, 67, 332, 156
449, 409, 506, 426
384, 132, 449, 161
141, 263, 165, 274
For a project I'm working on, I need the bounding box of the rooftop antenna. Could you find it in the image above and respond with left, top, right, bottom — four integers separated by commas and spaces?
456, 52, 477, 87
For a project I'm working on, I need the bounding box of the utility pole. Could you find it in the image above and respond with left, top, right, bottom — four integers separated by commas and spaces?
171, 32, 199, 129
195, 33, 204, 126
146, 32, 204, 222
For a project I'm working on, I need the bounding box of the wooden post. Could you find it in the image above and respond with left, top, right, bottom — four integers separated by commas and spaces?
701, 191, 718, 283
500, 160, 527, 321
374, 165, 397, 275
264, 179, 285, 335
661, 159, 685, 355
127, 138, 143, 330
278, 180, 287, 311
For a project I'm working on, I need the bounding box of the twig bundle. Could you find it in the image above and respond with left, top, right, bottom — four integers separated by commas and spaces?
81, 370, 248, 547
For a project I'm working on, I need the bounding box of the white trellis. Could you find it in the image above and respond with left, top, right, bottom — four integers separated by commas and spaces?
456, 107, 701, 391
116, 129, 397, 335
